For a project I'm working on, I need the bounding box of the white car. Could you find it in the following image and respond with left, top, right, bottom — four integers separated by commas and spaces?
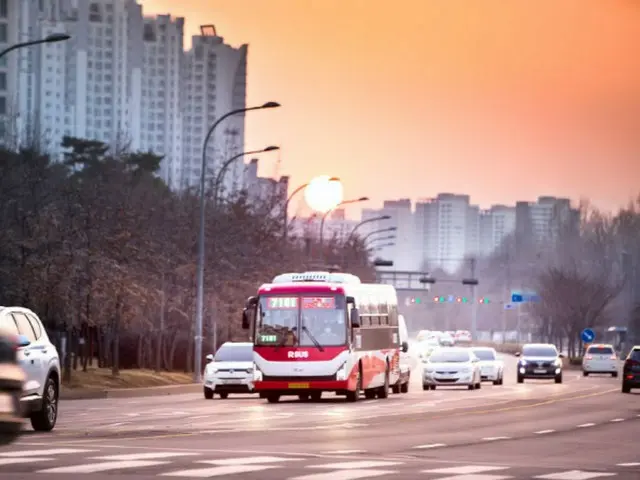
0, 307, 61, 431
417, 339, 440, 360
582, 344, 618, 377
439, 333, 455, 346
455, 330, 472, 344
422, 347, 482, 390
203, 342, 255, 399
471, 347, 504, 385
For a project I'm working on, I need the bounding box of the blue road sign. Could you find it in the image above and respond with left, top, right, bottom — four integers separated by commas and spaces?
581, 328, 595, 343
511, 293, 524, 303
511, 291, 540, 303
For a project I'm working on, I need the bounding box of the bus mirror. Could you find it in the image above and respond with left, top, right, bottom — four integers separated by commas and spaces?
241, 308, 250, 330
245, 296, 258, 308
350, 307, 360, 328
401, 341, 409, 353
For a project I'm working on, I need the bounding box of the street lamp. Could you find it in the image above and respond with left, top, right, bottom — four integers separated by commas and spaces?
368, 242, 395, 252
194, 101, 280, 383
346, 215, 392, 245
0, 33, 71, 60
282, 176, 340, 240
365, 235, 396, 247
213, 145, 279, 204
319, 197, 369, 248
361, 226, 397, 245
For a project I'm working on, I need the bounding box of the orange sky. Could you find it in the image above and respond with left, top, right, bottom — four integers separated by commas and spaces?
140, 0, 640, 218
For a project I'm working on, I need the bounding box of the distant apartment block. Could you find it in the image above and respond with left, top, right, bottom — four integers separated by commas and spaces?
479, 205, 516, 256
244, 157, 288, 209
291, 208, 358, 245
515, 196, 579, 252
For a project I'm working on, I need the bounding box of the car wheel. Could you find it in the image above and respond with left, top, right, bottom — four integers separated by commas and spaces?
30, 376, 58, 432
400, 381, 409, 393
622, 383, 631, 393
204, 387, 213, 399
218, 392, 229, 399
422, 384, 429, 391
612, 372, 618, 378
583, 371, 588, 376
554, 374, 562, 384
517, 375, 524, 383
468, 384, 475, 390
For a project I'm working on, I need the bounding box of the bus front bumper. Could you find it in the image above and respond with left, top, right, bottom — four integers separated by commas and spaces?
254, 379, 351, 395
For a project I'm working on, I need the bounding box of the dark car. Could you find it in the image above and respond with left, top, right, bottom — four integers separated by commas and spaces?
621, 345, 640, 394
0, 329, 25, 445
515, 343, 564, 384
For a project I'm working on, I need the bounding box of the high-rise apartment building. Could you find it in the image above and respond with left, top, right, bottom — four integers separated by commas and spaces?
180, 25, 247, 193
244, 157, 288, 209
136, 14, 184, 189
2, 2, 250, 196
479, 205, 516, 256
515, 196, 579, 252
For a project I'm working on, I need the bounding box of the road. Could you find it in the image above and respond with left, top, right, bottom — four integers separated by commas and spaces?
1, 354, 638, 479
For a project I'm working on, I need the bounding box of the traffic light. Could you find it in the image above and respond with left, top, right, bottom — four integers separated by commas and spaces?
415, 297, 421, 304
479, 297, 490, 304
409, 297, 422, 305
456, 296, 469, 303
433, 296, 447, 303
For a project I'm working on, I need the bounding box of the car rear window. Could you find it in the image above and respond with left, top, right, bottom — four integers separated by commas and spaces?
472, 349, 496, 361
587, 346, 614, 355
629, 349, 640, 362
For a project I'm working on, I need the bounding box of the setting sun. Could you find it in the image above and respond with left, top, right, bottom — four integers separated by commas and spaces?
304, 175, 344, 213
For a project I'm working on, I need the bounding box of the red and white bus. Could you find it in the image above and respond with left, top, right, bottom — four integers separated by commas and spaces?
241, 271, 408, 403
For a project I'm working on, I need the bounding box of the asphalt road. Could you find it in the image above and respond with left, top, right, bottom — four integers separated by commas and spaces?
1, 353, 638, 480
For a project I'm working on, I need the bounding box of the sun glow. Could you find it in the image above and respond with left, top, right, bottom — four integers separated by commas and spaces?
304, 175, 343, 213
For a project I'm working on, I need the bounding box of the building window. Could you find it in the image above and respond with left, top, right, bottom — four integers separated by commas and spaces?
0, 0, 7, 19
0, 72, 5, 90
0, 23, 7, 43
0, 96, 6, 115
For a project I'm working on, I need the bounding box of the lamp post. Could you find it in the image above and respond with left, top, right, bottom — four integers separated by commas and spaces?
367, 242, 395, 253
213, 145, 279, 205
0, 33, 71, 60
365, 235, 396, 248
282, 177, 340, 240
319, 197, 369, 249
346, 215, 392, 246
194, 101, 280, 383
361, 227, 397, 245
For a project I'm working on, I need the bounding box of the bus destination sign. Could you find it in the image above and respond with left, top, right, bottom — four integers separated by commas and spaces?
267, 297, 298, 309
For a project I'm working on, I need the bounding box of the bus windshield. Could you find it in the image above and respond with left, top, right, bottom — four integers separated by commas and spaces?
255, 294, 347, 347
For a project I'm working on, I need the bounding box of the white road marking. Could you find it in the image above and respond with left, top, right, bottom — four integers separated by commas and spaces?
577, 423, 596, 428
307, 460, 401, 469
481, 436, 511, 441
290, 470, 395, 480
92, 452, 199, 461
421, 465, 511, 474
610, 418, 624, 422
125, 413, 140, 417
0, 448, 95, 457
535, 430, 555, 434
533, 471, 617, 479
434, 475, 513, 480
413, 443, 447, 449
201, 456, 300, 466
617, 462, 640, 467
161, 465, 277, 477
0, 458, 53, 466
103, 422, 129, 428
38, 460, 171, 473
324, 450, 367, 454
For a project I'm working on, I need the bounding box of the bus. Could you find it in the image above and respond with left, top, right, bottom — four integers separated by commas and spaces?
241, 271, 407, 403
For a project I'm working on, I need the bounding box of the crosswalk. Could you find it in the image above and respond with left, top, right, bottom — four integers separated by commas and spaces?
0, 447, 637, 478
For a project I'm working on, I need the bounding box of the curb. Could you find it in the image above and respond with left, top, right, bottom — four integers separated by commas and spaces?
60, 383, 203, 401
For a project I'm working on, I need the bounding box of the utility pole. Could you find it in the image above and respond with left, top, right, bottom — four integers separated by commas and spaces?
470, 258, 478, 341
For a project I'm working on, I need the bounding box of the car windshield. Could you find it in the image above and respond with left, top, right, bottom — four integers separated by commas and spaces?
429, 350, 470, 363
587, 346, 614, 355
522, 345, 557, 357
472, 349, 496, 361
255, 294, 346, 347
214, 344, 253, 362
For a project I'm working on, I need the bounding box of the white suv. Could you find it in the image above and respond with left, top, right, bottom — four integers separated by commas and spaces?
0, 307, 61, 431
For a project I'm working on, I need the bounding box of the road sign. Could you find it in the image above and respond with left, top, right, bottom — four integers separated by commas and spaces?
511, 291, 540, 303
581, 328, 595, 343
504, 303, 514, 310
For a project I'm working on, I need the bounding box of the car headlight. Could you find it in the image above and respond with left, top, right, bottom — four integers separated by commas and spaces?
205, 365, 217, 376
424, 368, 434, 374
253, 366, 263, 381
519, 360, 527, 366
554, 359, 562, 367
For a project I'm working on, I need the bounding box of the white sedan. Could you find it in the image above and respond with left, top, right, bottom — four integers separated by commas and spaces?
471, 347, 504, 385
422, 347, 482, 390
582, 344, 618, 377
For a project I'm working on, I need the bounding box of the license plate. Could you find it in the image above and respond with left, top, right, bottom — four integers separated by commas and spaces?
0, 393, 14, 414
288, 382, 310, 389
534, 369, 546, 374
220, 379, 242, 384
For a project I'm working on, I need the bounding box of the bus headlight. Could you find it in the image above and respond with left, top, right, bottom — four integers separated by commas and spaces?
253, 366, 263, 382
336, 363, 348, 381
